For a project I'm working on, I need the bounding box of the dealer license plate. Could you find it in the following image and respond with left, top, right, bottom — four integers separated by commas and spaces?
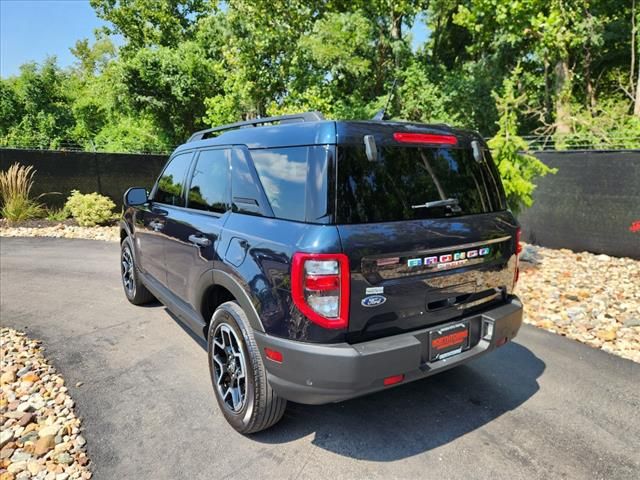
429, 322, 470, 361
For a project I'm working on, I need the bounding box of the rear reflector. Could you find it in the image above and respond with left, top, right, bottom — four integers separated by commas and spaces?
264, 348, 283, 363
393, 132, 458, 145
383, 374, 405, 386
516, 228, 523, 254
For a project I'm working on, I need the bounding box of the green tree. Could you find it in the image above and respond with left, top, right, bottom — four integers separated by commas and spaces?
0, 58, 75, 149
488, 68, 556, 214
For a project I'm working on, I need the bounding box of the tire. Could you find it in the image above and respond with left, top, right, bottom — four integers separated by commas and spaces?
120, 236, 155, 305
207, 301, 287, 434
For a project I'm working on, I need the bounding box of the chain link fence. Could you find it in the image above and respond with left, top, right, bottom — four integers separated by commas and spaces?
521, 135, 640, 151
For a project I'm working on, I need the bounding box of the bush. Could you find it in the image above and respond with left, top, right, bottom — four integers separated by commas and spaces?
0, 163, 45, 223
46, 207, 70, 222
64, 190, 116, 226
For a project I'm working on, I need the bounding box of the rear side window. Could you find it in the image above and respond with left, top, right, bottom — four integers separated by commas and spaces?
336, 145, 505, 224
187, 149, 229, 213
231, 148, 266, 216
250, 146, 329, 222
154, 152, 192, 206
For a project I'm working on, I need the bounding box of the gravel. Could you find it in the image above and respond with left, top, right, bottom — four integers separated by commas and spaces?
517, 244, 640, 363
0, 329, 92, 480
0, 221, 117, 243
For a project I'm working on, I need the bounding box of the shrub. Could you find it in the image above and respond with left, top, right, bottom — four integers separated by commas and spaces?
46, 207, 70, 222
0, 163, 45, 223
64, 190, 116, 226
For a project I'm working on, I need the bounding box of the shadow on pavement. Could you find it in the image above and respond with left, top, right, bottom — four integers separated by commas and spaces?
253, 342, 544, 461
163, 307, 544, 462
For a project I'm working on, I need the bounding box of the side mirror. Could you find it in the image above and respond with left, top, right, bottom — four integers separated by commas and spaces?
124, 187, 148, 207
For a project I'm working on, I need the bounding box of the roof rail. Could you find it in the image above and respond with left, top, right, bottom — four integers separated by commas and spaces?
187, 111, 325, 142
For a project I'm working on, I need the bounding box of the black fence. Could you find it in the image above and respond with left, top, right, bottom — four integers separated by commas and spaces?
0, 149, 168, 209
1, 148, 638, 259
518, 150, 639, 259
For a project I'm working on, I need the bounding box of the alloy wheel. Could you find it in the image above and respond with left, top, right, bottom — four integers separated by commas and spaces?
212, 323, 247, 413
121, 247, 135, 297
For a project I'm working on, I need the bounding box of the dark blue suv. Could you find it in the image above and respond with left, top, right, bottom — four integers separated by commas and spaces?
120, 112, 523, 433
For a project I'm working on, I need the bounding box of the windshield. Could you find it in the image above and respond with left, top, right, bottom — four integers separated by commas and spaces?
336, 145, 505, 224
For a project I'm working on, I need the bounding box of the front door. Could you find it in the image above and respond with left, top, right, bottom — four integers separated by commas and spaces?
137, 151, 193, 288
163, 148, 230, 306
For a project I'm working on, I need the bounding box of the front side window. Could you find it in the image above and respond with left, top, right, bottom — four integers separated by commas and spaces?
154, 152, 192, 206
187, 149, 229, 213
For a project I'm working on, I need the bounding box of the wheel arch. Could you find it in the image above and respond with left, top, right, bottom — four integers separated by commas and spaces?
199, 269, 265, 336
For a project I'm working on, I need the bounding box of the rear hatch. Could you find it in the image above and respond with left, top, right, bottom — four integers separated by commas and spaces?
334, 123, 519, 343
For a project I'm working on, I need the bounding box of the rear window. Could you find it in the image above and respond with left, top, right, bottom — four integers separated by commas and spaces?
336, 145, 505, 224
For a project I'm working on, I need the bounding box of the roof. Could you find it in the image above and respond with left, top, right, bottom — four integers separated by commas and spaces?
173, 117, 484, 154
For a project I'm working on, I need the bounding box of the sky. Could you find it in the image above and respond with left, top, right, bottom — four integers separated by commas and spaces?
1, 0, 106, 78
1, 0, 429, 79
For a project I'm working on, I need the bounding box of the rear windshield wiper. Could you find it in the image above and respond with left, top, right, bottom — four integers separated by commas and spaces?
411, 198, 461, 212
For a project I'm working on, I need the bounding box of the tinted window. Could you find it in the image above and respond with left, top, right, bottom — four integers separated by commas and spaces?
251, 146, 333, 222
336, 145, 505, 224
187, 149, 229, 213
231, 148, 265, 216
154, 153, 192, 206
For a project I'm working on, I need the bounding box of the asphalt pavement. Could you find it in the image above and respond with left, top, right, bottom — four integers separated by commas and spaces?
1, 237, 639, 479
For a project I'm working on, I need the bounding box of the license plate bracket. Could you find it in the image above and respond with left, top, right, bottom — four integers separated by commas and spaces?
429, 321, 470, 361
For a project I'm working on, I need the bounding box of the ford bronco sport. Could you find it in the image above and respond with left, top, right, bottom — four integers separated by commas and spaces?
120, 111, 523, 433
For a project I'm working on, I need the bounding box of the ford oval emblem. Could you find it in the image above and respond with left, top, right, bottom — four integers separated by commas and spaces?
361, 295, 387, 307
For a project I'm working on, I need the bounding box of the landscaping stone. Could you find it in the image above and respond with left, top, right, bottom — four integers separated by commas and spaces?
0, 220, 118, 242
0, 329, 91, 478
517, 243, 640, 363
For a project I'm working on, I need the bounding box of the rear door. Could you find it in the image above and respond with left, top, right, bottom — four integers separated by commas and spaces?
335, 135, 519, 343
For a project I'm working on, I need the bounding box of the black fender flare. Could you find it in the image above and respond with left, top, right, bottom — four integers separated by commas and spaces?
119, 219, 131, 240
210, 269, 265, 333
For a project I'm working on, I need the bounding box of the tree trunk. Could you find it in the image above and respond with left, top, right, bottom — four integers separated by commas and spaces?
585, 46, 595, 110
554, 59, 572, 136
390, 12, 402, 42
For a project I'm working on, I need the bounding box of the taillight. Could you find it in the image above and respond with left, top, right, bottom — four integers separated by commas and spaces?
291, 253, 350, 329
393, 132, 458, 145
516, 227, 523, 254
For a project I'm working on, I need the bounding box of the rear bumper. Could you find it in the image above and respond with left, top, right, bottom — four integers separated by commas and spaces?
254, 296, 523, 405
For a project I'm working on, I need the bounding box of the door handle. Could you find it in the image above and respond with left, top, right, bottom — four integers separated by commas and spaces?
149, 220, 165, 232
151, 207, 168, 216
188, 234, 212, 247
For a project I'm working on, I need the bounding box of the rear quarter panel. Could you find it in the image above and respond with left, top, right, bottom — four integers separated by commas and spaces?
219, 213, 346, 343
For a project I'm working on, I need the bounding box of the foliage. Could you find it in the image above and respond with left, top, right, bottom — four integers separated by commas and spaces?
0, 0, 637, 177
64, 190, 117, 226
488, 70, 556, 214
559, 98, 640, 149
0, 60, 75, 149
46, 207, 70, 222
0, 163, 45, 223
